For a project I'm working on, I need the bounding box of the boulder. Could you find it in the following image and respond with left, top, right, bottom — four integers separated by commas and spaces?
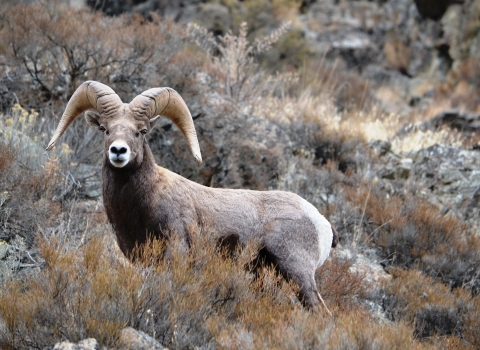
53, 338, 100, 350
377, 143, 480, 225
115, 327, 167, 350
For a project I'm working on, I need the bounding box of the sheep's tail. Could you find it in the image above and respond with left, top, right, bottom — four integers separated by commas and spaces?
317, 292, 333, 317
331, 225, 339, 248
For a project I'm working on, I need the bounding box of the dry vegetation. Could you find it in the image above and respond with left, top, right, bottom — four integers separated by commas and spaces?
0, 2, 203, 108
0, 1, 479, 349
344, 185, 480, 291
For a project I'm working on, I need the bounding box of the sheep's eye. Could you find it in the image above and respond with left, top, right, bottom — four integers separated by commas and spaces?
136, 129, 147, 137
99, 126, 106, 132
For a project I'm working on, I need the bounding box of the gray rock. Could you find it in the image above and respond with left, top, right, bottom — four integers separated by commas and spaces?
402, 145, 480, 224
308, 28, 378, 70
334, 246, 391, 286
53, 338, 100, 350
333, 246, 391, 323
370, 140, 392, 156
115, 327, 167, 350
397, 158, 413, 179
423, 109, 480, 134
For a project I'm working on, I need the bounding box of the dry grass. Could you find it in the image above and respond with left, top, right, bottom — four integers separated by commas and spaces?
0, 2, 204, 109
382, 268, 480, 348
0, 2, 479, 349
0, 107, 436, 349
316, 255, 369, 312
0, 225, 438, 349
344, 184, 480, 292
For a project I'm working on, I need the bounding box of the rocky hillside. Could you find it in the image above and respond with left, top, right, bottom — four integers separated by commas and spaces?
85, 0, 480, 112
0, 1, 479, 349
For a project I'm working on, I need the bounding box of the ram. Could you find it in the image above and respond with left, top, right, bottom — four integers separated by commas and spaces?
46, 81, 338, 309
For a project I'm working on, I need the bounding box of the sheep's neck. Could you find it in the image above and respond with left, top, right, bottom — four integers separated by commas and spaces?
102, 143, 162, 257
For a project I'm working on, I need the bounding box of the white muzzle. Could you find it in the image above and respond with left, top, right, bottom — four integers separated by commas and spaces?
109, 140, 131, 168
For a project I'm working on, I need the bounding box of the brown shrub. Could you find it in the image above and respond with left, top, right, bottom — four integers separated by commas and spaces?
384, 30, 411, 75
382, 268, 466, 323
0, 226, 284, 348
434, 58, 480, 112
19, 157, 62, 199
187, 21, 291, 106
450, 58, 480, 89
0, 3, 203, 108
463, 293, 480, 346
299, 58, 373, 112
316, 255, 369, 312
0, 213, 439, 350
0, 146, 14, 173
0, 149, 63, 232
0, 233, 144, 348
381, 268, 480, 348
344, 184, 480, 292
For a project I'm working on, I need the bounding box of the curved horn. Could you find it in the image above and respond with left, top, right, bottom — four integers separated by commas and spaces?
46, 81, 122, 151
131, 88, 202, 163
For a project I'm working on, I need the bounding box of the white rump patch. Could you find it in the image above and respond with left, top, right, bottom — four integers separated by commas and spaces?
299, 198, 333, 268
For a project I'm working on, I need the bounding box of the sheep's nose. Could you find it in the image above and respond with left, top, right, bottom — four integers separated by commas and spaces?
110, 145, 127, 155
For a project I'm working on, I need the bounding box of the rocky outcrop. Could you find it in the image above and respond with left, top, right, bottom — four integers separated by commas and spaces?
374, 113, 480, 225
83, 0, 480, 112
410, 144, 480, 222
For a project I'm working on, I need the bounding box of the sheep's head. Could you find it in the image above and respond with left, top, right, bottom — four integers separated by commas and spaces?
45, 81, 202, 168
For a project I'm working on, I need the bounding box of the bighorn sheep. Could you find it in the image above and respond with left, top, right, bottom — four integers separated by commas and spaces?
46, 81, 338, 309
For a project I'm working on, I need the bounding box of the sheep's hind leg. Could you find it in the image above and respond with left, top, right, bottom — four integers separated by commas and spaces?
294, 272, 321, 309
270, 253, 331, 314
249, 244, 332, 313
273, 255, 322, 309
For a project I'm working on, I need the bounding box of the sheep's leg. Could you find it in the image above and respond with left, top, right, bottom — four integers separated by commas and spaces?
245, 246, 278, 281
293, 272, 321, 309
248, 245, 331, 313
217, 233, 241, 258
274, 255, 322, 309
286, 266, 332, 315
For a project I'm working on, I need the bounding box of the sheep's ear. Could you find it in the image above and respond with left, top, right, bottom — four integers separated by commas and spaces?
85, 111, 101, 128
149, 115, 161, 130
